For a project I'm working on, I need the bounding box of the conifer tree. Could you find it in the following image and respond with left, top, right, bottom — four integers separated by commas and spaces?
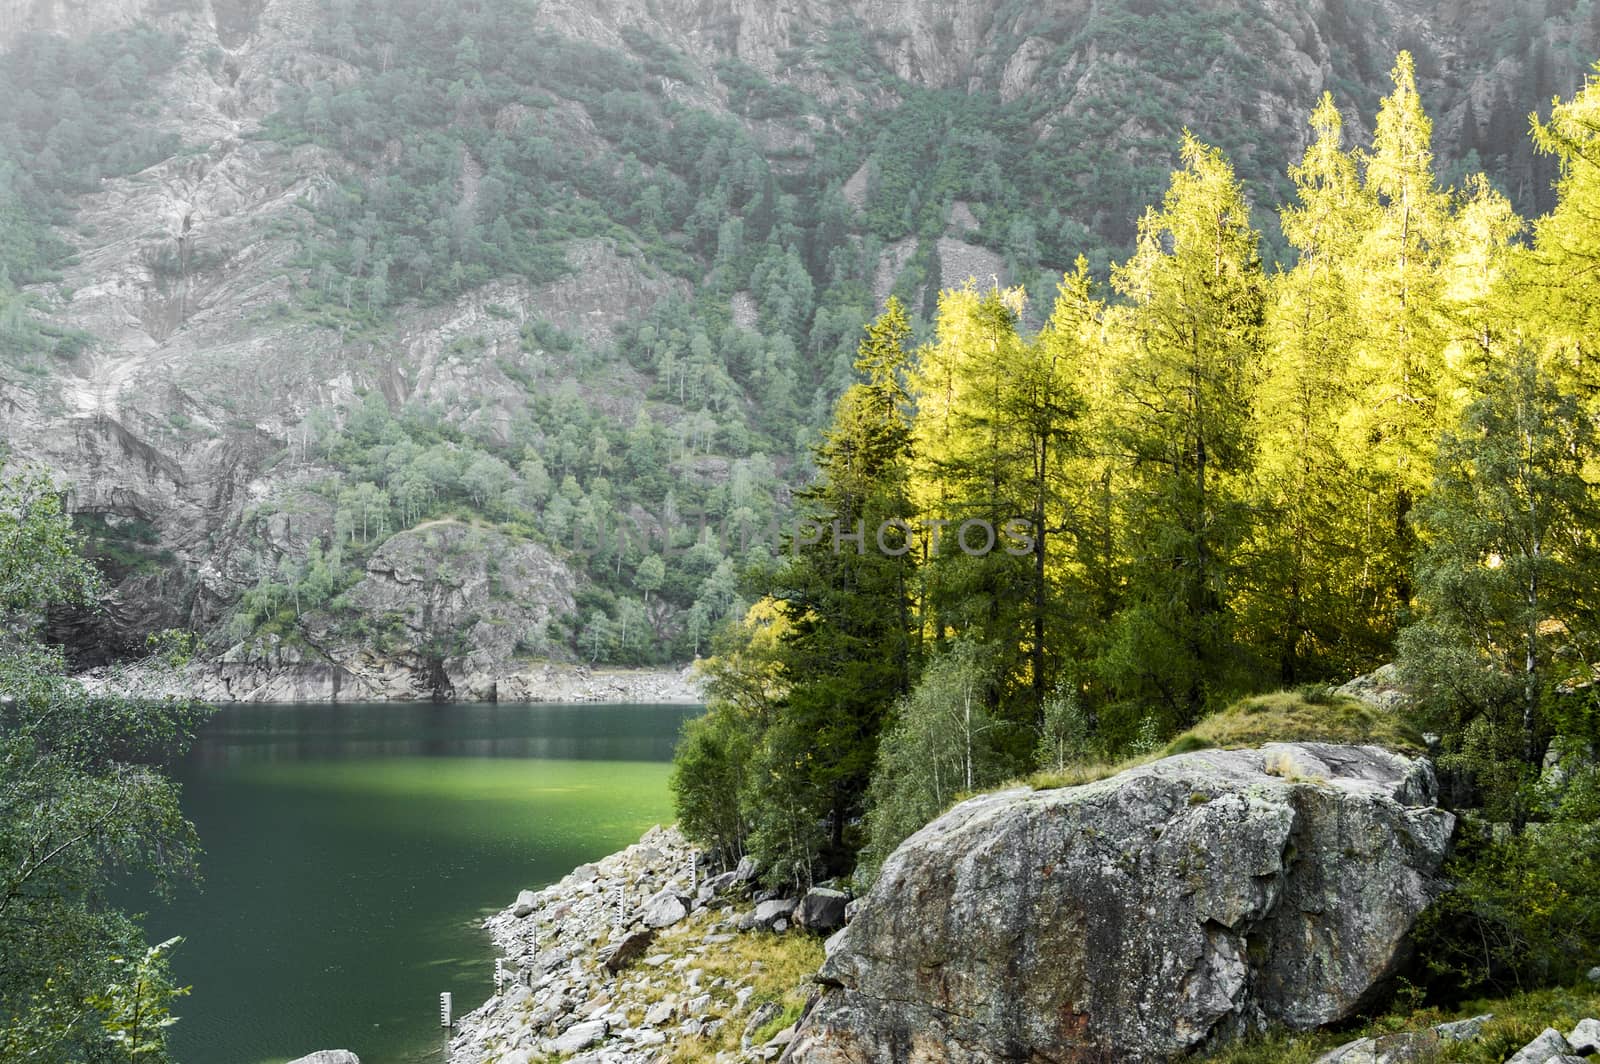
1249, 95, 1378, 681
764, 298, 918, 875
904, 283, 1084, 733
1098, 133, 1266, 732
1445, 173, 1523, 365
1345, 52, 1455, 623
1528, 63, 1600, 394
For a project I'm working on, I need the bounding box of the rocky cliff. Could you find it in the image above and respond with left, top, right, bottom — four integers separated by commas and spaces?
1, 0, 1588, 693
786, 743, 1455, 1063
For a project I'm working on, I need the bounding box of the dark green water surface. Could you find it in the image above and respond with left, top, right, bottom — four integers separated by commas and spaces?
138, 702, 696, 1064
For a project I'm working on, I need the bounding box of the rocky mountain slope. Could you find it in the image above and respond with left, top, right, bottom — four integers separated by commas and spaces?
1, 0, 1592, 696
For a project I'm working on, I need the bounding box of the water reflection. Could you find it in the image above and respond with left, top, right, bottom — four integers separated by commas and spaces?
188, 703, 691, 766
147, 701, 698, 1064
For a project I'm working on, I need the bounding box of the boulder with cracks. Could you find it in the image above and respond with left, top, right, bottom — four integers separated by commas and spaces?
786, 743, 1455, 1064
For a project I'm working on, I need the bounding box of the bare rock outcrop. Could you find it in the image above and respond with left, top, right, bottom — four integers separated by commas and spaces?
787, 743, 1455, 1064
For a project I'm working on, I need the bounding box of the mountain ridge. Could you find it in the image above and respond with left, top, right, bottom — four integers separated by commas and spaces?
0, 0, 1591, 694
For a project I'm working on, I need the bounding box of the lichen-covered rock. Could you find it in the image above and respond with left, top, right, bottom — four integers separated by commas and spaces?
1436, 1013, 1494, 1041
285, 1053, 360, 1064
1315, 1031, 1434, 1063
786, 743, 1455, 1064
551, 1018, 608, 1053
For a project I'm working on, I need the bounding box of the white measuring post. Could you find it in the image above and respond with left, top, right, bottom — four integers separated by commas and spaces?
688, 851, 697, 893
494, 958, 505, 996
439, 991, 453, 1028
612, 885, 625, 932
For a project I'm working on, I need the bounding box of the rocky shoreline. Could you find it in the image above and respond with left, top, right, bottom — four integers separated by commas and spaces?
447, 826, 832, 1064
76, 661, 705, 704
441, 746, 1600, 1064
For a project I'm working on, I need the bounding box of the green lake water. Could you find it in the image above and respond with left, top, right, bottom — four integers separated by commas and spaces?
137, 702, 697, 1064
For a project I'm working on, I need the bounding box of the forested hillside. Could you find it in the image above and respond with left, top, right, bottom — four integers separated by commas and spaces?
0, 0, 1596, 690
673, 53, 1600, 996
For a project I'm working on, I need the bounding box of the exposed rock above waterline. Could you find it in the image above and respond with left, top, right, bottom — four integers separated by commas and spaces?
447, 825, 822, 1062
77, 660, 704, 704
786, 743, 1456, 1063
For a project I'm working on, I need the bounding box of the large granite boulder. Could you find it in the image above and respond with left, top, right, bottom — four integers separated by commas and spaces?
786, 743, 1455, 1064
286, 1053, 359, 1064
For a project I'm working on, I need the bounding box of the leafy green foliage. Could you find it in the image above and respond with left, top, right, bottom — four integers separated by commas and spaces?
0, 467, 210, 1062
1415, 808, 1600, 996
87, 938, 188, 1059
1399, 351, 1600, 823
858, 639, 1009, 883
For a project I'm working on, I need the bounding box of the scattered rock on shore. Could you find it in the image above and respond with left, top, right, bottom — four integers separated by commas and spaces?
447, 826, 826, 1063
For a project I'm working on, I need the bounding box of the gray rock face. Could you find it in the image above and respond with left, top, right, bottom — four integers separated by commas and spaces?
640, 890, 689, 929
285, 1053, 360, 1064
786, 743, 1454, 1064
1315, 1012, 1494, 1063
512, 890, 537, 918
1436, 1013, 1493, 1041
1507, 1029, 1576, 1064
551, 1018, 608, 1053
753, 898, 797, 931
1315, 1032, 1433, 1063
793, 888, 849, 934
1334, 663, 1412, 713
1569, 1018, 1600, 1054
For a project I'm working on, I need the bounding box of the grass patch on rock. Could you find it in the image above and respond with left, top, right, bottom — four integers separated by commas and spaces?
1171, 689, 1424, 755
1199, 983, 1600, 1063
1024, 688, 1423, 792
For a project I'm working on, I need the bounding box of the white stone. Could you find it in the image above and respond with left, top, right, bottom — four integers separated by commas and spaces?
552, 1018, 608, 1054
1506, 1028, 1575, 1064
1568, 1018, 1600, 1055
